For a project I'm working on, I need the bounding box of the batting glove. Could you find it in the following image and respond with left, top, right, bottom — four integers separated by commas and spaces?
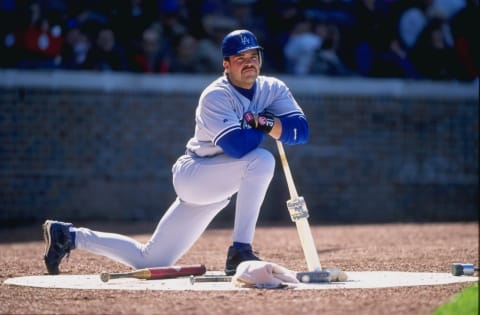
243, 111, 275, 133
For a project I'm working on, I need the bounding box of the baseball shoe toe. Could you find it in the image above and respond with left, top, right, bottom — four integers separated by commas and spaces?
224, 245, 261, 276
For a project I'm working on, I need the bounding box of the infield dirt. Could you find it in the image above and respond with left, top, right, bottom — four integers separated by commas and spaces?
1, 222, 478, 315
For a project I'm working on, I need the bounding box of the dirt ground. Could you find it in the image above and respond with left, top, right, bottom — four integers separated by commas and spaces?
0, 221, 478, 315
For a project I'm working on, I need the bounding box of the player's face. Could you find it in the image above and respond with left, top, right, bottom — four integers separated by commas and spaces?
223, 49, 261, 89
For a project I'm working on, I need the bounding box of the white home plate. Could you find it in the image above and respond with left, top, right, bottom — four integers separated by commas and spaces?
4, 272, 478, 291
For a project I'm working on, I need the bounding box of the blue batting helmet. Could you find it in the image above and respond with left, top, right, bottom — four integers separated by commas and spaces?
221, 30, 263, 58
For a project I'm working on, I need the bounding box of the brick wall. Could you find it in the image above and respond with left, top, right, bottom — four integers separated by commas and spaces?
0, 71, 477, 225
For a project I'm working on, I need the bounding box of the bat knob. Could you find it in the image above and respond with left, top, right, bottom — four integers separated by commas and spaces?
100, 272, 110, 282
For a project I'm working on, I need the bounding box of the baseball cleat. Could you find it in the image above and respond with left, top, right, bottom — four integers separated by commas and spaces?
43, 220, 75, 275
224, 245, 261, 276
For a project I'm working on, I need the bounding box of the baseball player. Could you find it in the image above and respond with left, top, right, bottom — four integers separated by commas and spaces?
43, 29, 309, 276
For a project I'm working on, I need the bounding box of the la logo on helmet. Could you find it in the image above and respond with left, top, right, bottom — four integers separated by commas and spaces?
240, 35, 251, 45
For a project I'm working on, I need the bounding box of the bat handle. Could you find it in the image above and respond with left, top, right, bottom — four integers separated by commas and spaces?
100, 269, 151, 282
276, 140, 299, 198
190, 275, 232, 285
100, 271, 132, 282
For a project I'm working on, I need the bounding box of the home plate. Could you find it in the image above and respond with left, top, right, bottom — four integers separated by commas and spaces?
4, 272, 478, 291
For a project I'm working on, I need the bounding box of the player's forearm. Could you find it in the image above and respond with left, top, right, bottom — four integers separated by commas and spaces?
217, 129, 265, 158
278, 115, 309, 145
242, 111, 307, 143
268, 117, 282, 140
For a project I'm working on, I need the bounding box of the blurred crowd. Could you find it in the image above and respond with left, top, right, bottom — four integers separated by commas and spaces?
0, 0, 478, 81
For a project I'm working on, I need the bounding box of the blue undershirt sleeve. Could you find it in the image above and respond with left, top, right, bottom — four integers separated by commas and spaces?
279, 115, 309, 145
217, 129, 265, 158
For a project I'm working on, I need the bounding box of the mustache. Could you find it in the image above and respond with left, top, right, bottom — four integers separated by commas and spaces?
242, 66, 257, 72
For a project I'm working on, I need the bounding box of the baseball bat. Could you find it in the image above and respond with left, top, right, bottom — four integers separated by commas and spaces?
276, 140, 322, 272
100, 264, 206, 282
451, 263, 479, 276
190, 275, 232, 285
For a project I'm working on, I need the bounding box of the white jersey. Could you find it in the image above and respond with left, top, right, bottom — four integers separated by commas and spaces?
186, 75, 304, 157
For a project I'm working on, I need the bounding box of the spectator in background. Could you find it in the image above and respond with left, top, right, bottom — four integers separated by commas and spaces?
0, 0, 22, 68
155, 0, 188, 53
129, 26, 169, 73
344, 0, 391, 76
310, 21, 351, 76
111, 0, 159, 50
83, 26, 128, 72
168, 32, 217, 73
258, 0, 303, 73
196, 15, 239, 74
228, 0, 266, 42
449, 0, 479, 81
60, 3, 110, 68
60, 23, 91, 70
395, 0, 431, 50
432, 0, 466, 19
300, 0, 356, 27
370, 30, 422, 79
409, 17, 464, 80
15, 3, 64, 69
283, 18, 322, 75
227, 0, 274, 71
1, 0, 476, 81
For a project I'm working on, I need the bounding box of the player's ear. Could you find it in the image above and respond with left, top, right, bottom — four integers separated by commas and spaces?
223, 58, 230, 73
258, 49, 263, 67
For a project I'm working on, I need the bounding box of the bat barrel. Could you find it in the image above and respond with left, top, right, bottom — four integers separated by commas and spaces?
149, 264, 206, 279
276, 140, 322, 272
100, 264, 206, 282
295, 218, 322, 271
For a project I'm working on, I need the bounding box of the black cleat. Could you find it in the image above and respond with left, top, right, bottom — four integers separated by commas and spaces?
43, 220, 75, 275
224, 245, 261, 276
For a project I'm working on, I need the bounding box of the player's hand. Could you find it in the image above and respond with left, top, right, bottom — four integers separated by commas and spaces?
257, 111, 275, 132
244, 111, 257, 128
243, 111, 275, 133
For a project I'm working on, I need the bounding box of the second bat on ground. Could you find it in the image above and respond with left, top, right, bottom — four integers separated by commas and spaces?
100, 264, 206, 282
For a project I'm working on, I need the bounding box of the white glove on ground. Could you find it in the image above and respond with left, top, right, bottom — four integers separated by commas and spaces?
232, 260, 299, 289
